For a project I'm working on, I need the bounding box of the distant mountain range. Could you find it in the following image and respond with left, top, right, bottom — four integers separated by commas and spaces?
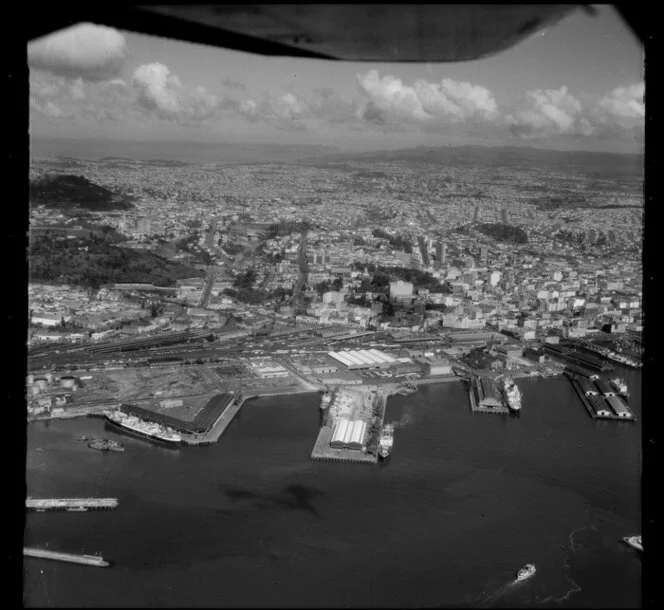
30, 137, 643, 177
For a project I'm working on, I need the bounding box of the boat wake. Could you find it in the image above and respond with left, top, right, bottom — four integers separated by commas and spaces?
391, 414, 412, 429
477, 581, 517, 607
538, 525, 592, 604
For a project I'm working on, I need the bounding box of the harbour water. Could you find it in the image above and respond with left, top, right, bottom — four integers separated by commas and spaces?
24, 366, 641, 608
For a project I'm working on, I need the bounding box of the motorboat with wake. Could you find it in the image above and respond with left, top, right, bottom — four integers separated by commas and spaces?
516, 563, 536, 581
622, 535, 642, 552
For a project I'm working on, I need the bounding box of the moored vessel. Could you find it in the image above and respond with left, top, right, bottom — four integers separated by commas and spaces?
500, 376, 522, 412
610, 377, 629, 397
378, 424, 394, 460
516, 563, 536, 581
104, 409, 182, 445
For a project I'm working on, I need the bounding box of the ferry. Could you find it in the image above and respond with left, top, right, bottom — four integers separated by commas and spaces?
104, 410, 182, 445
378, 424, 394, 460
622, 535, 642, 552
516, 563, 536, 581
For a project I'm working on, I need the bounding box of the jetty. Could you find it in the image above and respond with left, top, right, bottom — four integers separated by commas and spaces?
26, 497, 118, 512
24, 547, 110, 567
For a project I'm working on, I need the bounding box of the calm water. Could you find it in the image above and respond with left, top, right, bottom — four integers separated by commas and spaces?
24, 367, 641, 608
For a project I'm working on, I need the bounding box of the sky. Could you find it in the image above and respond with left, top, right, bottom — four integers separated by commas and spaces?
28, 5, 644, 153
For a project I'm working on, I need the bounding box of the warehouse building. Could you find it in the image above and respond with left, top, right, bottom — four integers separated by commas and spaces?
594, 379, 615, 397
475, 376, 502, 408
589, 395, 613, 417
421, 357, 453, 376
327, 349, 397, 370
578, 377, 599, 396
329, 419, 368, 450
605, 395, 632, 418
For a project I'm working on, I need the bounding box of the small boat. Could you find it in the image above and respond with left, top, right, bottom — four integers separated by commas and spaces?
622, 535, 642, 552
35, 448, 45, 453
610, 378, 629, 397
516, 563, 536, 581
77, 435, 90, 442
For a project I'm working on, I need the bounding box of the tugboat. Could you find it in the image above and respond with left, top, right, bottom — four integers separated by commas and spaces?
105, 439, 125, 452
378, 424, 394, 460
516, 563, 536, 581
88, 439, 110, 452
622, 535, 642, 552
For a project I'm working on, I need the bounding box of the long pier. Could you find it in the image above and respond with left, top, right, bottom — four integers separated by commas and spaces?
24, 547, 110, 567
26, 498, 118, 512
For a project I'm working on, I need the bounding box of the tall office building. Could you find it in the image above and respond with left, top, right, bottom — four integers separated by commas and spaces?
435, 241, 447, 266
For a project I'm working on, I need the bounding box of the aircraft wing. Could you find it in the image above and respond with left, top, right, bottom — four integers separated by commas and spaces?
28, 4, 643, 62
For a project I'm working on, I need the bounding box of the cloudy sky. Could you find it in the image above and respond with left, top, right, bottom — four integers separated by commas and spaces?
28, 5, 644, 153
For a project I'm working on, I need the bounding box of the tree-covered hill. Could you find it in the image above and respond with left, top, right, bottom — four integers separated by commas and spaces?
30, 174, 135, 210
29, 233, 203, 289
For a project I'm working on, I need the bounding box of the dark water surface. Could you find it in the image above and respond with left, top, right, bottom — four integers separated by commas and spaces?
24, 368, 641, 608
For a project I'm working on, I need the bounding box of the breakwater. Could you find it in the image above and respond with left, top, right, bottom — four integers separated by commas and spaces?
24, 547, 110, 567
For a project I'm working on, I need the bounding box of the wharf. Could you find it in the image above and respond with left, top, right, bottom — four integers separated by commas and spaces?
566, 374, 637, 421
24, 547, 110, 567
311, 388, 384, 465
468, 378, 509, 415
26, 497, 118, 512
310, 426, 377, 464
180, 395, 249, 446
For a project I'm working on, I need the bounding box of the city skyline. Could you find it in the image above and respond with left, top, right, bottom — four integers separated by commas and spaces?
28, 5, 644, 153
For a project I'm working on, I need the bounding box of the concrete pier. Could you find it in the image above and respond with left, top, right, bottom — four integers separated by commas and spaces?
468, 378, 509, 415
180, 395, 249, 446
26, 498, 118, 512
24, 547, 110, 567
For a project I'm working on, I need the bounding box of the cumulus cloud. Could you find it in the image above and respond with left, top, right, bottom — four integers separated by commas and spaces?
132, 63, 220, 122
506, 83, 644, 141
28, 23, 127, 81
598, 83, 644, 119
505, 86, 595, 138
356, 69, 498, 127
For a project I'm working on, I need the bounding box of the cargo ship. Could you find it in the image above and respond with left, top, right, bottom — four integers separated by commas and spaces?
378, 424, 394, 460
104, 410, 182, 445
606, 350, 642, 368
500, 376, 522, 412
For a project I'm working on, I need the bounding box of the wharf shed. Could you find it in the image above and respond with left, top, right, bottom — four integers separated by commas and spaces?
476, 376, 502, 408
594, 379, 615, 396
605, 395, 632, 418
119, 393, 233, 434
578, 377, 598, 396
329, 418, 367, 450
589, 395, 613, 417
565, 364, 599, 380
